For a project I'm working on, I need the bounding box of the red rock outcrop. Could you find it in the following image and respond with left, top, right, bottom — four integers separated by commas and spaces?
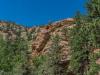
31, 18, 75, 66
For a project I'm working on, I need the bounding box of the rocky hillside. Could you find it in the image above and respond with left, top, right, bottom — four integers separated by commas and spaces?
0, 0, 100, 74
0, 18, 75, 66
31, 18, 75, 60
0, 18, 100, 75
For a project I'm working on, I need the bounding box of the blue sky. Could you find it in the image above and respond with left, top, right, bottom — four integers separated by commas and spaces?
0, 0, 87, 27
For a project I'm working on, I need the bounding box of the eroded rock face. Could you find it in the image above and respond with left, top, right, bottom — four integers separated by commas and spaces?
0, 19, 76, 66
0, 19, 75, 73
0, 18, 74, 61
32, 31, 50, 52
94, 49, 100, 53
0, 31, 17, 41
96, 58, 100, 65
31, 19, 74, 68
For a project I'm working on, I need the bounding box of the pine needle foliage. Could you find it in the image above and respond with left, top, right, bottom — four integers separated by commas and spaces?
69, 0, 100, 75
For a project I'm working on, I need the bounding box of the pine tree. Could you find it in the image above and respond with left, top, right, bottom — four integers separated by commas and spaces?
69, 0, 100, 75
86, 0, 100, 18
0, 31, 28, 75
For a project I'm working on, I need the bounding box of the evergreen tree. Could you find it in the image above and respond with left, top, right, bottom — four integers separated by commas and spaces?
0, 32, 28, 75
86, 0, 100, 18
69, 0, 100, 75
